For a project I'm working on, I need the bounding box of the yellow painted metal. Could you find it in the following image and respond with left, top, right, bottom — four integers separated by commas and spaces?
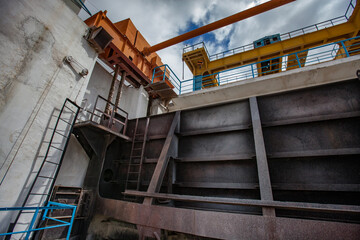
287, 50, 307, 70
256, 58, 282, 76
183, 0, 360, 80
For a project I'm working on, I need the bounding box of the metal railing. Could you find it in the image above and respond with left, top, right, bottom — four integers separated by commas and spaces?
0, 201, 76, 240
77, 95, 129, 136
183, 42, 210, 57
161, 36, 360, 95
152, 64, 182, 95
92, 95, 128, 135
183, 0, 356, 62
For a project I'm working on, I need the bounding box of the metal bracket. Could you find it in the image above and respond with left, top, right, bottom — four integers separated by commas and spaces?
64, 56, 89, 77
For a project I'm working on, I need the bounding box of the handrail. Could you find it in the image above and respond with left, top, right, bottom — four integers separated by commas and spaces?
0, 201, 77, 240
89, 95, 129, 135
184, 0, 356, 62
151, 64, 182, 95
179, 36, 360, 94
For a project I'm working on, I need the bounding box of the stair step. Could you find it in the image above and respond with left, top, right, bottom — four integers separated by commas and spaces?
55, 192, 81, 195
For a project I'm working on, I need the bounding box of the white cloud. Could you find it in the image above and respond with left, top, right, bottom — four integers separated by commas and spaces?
80, 0, 351, 80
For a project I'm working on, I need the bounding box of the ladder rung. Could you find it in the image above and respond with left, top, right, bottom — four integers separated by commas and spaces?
54, 130, 68, 138
135, 133, 144, 136
64, 105, 76, 113
133, 148, 143, 150
127, 180, 138, 183
29, 193, 50, 196
45, 160, 59, 165
50, 145, 64, 151
131, 155, 141, 158
59, 118, 72, 125
38, 176, 55, 179
128, 171, 139, 174
129, 163, 140, 166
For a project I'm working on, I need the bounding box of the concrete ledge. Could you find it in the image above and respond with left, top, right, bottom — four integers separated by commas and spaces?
169, 56, 360, 111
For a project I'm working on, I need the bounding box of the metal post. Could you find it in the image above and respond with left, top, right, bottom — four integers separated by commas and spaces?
66, 206, 77, 240
25, 208, 39, 240
341, 41, 350, 57
105, 64, 120, 114
251, 64, 255, 78
152, 67, 155, 83
249, 97, 275, 217
295, 53, 302, 68
115, 70, 126, 109
123, 112, 128, 135
163, 65, 167, 82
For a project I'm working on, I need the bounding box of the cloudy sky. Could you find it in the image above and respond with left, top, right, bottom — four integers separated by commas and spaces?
79, 0, 351, 80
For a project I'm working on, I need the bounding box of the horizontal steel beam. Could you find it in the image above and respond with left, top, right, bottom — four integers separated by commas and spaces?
96, 198, 360, 239
124, 190, 360, 214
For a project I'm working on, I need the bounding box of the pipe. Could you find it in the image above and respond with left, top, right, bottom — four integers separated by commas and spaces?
143, 0, 295, 55
105, 64, 120, 114
115, 70, 126, 108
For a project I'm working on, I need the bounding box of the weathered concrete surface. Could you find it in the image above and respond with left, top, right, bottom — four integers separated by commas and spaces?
169, 56, 360, 111
55, 135, 90, 187
81, 62, 149, 120
0, 0, 97, 233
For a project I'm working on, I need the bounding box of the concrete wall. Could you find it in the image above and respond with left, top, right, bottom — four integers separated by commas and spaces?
55, 135, 90, 187
0, 0, 97, 233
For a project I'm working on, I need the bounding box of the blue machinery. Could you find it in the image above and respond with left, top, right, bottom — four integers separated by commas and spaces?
152, 36, 360, 94
0, 201, 77, 239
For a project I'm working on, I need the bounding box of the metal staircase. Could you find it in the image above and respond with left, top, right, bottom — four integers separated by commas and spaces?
124, 117, 150, 200
7, 98, 80, 238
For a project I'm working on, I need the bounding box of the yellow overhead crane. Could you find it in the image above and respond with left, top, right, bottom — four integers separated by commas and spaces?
183, 0, 360, 88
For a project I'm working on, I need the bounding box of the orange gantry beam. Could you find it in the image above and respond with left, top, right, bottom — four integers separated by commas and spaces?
143, 0, 296, 55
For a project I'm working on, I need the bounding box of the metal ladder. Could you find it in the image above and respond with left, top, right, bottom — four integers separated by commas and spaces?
7, 98, 80, 238
124, 117, 150, 200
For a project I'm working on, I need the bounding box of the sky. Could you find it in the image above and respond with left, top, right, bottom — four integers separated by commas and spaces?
79, 0, 351, 80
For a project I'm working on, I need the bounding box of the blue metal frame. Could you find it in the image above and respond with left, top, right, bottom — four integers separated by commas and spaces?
0, 201, 77, 240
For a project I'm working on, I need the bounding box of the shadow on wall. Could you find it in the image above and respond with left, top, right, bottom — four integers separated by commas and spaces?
13, 108, 62, 208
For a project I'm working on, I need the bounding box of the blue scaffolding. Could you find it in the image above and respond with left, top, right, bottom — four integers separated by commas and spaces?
0, 201, 77, 240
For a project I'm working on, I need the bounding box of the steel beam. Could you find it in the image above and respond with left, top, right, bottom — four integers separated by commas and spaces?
96, 198, 360, 240
143, 0, 295, 55
124, 190, 360, 214
249, 97, 275, 217
143, 111, 180, 205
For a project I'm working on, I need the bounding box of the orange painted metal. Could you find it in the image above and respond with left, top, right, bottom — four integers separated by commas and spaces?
84, 11, 164, 85
143, 0, 296, 55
